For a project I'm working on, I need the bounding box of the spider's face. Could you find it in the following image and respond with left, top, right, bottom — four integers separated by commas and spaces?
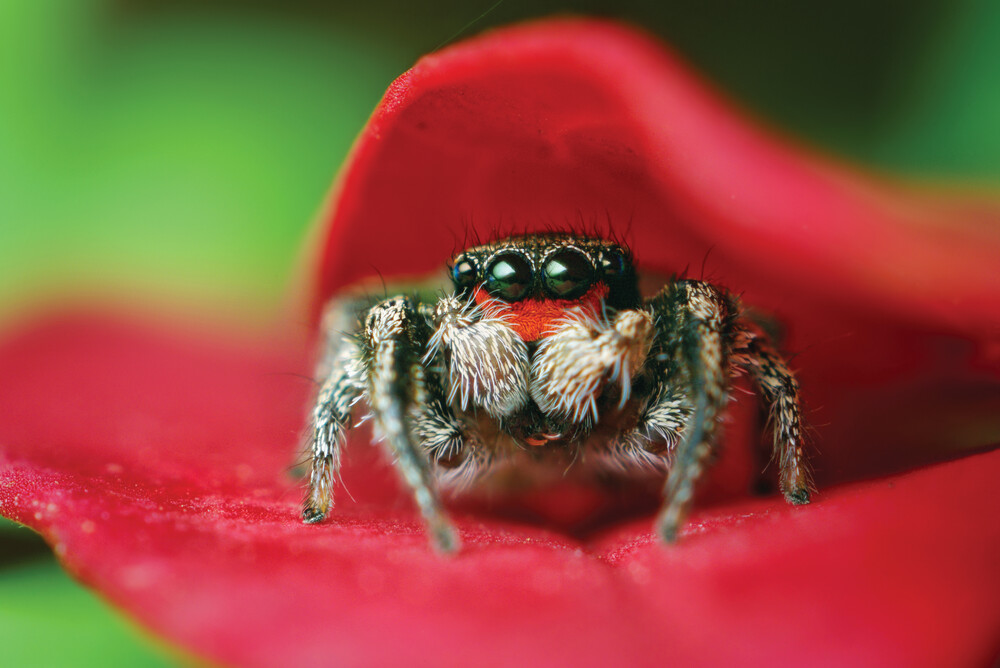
448, 234, 640, 341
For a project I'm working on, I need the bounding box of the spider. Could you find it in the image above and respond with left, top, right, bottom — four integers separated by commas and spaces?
302, 233, 812, 551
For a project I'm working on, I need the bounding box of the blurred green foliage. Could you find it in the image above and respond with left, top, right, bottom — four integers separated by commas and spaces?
0, 1, 410, 324
0, 529, 176, 666
1, 0, 998, 664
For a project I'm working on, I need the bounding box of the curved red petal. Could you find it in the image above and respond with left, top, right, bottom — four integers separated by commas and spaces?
313, 19, 1000, 332
0, 313, 998, 667
309, 19, 1000, 484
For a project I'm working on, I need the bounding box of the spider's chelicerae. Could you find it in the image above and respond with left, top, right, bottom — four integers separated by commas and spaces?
302, 233, 812, 551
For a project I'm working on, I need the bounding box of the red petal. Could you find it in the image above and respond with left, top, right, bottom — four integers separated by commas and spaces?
0, 313, 997, 666
2, 19, 1000, 667
314, 20, 1000, 331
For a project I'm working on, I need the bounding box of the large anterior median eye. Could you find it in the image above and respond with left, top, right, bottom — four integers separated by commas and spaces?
543, 249, 593, 299
485, 252, 532, 301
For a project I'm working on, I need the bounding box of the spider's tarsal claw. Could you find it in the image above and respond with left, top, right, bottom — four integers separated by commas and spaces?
656, 472, 691, 544
429, 521, 461, 554
655, 512, 681, 543
301, 507, 328, 524
785, 488, 811, 505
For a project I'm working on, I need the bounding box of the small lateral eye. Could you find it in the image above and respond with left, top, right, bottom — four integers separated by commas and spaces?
601, 248, 627, 277
543, 249, 593, 299
451, 258, 477, 289
485, 252, 532, 301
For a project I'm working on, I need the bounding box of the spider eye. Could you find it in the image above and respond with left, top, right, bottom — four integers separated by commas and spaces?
451, 258, 477, 289
543, 249, 593, 299
485, 252, 532, 301
601, 248, 627, 278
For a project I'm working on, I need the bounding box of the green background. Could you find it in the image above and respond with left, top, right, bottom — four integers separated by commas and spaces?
2, 1, 998, 665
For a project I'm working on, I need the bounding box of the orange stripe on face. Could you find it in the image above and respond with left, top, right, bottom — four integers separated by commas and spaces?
474, 283, 610, 341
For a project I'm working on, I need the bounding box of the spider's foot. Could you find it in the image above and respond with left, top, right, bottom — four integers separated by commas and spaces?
429, 519, 461, 554
785, 487, 811, 506
301, 506, 328, 524
654, 507, 683, 544
656, 518, 680, 544
781, 467, 813, 505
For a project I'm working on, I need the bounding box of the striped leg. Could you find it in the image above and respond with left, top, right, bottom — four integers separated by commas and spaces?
302, 298, 365, 524
649, 281, 734, 542
740, 332, 813, 504
363, 297, 458, 552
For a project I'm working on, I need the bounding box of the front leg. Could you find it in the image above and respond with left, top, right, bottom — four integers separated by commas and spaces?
648, 280, 735, 542
365, 297, 458, 552
530, 308, 655, 423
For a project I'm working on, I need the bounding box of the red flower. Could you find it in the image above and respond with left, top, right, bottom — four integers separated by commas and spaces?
1, 19, 998, 667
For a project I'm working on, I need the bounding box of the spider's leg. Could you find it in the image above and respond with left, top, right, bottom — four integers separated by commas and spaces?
303, 298, 366, 523
649, 280, 735, 542
417, 295, 502, 488
736, 329, 813, 504
410, 382, 494, 492
409, 357, 490, 484
364, 297, 458, 552
409, 366, 466, 464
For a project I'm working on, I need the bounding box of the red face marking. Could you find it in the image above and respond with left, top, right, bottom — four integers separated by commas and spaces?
474, 283, 610, 341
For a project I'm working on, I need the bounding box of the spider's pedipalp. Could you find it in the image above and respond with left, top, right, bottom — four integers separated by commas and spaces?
530, 307, 654, 423
428, 294, 530, 417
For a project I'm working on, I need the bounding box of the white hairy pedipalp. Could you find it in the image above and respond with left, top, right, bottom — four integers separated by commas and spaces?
425, 294, 530, 418
529, 305, 654, 423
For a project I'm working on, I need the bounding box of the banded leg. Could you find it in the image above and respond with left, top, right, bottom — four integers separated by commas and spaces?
740, 332, 813, 504
303, 298, 366, 523
409, 360, 490, 487
365, 298, 458, 552
651, 281, 734, 542
417, 296, 504, 490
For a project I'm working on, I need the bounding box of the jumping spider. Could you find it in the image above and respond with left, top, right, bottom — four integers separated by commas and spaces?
302, 233, 812, 551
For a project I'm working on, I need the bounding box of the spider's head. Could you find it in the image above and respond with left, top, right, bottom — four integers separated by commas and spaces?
448, 234, 640, 341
